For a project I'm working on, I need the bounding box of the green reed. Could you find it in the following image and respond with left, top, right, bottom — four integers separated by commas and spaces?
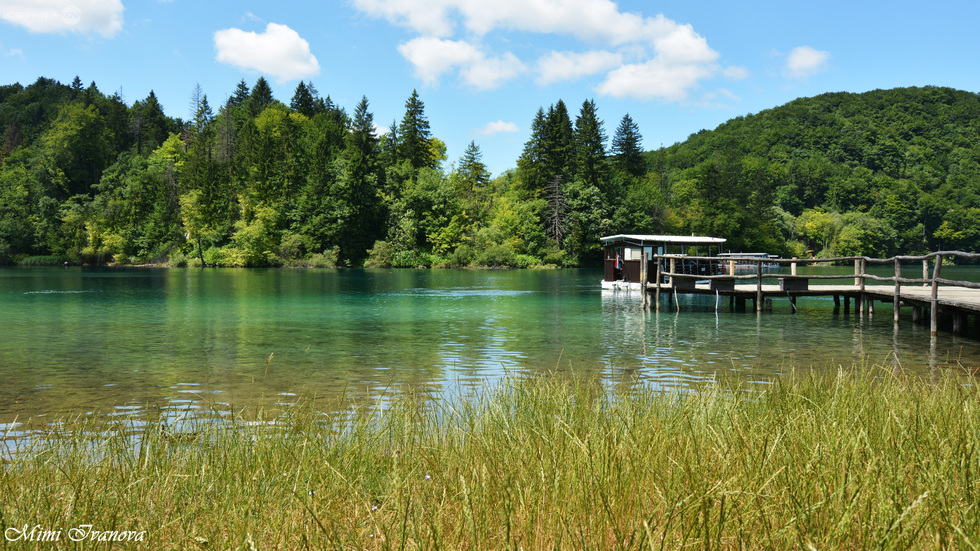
2, 367, 979, 549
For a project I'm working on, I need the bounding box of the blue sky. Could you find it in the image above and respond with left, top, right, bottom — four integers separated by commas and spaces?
1, 0, 978, 177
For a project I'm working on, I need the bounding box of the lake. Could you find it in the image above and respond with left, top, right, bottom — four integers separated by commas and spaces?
2, 266, 980, 430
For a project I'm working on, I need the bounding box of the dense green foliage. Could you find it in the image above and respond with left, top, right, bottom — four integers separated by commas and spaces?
1, 79, 977, 266
660, 86, 980, 258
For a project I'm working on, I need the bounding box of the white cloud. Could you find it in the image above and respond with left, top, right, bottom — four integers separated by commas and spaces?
352, 0, 457, 37
693, 88, 741, 109
535, 50, 622, 85
0, 0, 124, 37
214, 23, 320, 82
597, 58, 715, 102
397, 36, 524, 89
0, 42, 24, 57
476, 119, 519, 136
453, 0, 650, 44
785, 45, 830, 80
354, 0, 725, 101
354, 0, 652, 45
723, 65, 749, 80
460, 52, 525, 89
650, 20, 716, 64
396, 36, 482, 85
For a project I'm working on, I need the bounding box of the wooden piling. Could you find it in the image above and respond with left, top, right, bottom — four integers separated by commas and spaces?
756, 260, 763, 313
931, 255, 943, 336
953, 313, 965, 334
654, 259, 661, 312
640, 254, 648, 309
893, 259, 901, 325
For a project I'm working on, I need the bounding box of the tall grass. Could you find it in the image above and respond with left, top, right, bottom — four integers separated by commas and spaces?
16, 255, 67, 266
2, 367, 979, 549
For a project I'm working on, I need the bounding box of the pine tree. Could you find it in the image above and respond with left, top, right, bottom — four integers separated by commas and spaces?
70, 76, 84, 97
189, 83, 204, 122
83, 81, 100, 106
130, 91, 172, 155
397, 89, 434, 171
545, 174, 568, 249
611, 113, 644, 178
230, 79, 250, 108
334, 95, 382, 263
573, 99, 608, 191
515, 107, 549, 199
290, 81, 316, 118
247, 77, 274, 116
545, 100, 574, 183
194, 95, 215, 134
349, 96, 377, 155
457, 141, 490, 193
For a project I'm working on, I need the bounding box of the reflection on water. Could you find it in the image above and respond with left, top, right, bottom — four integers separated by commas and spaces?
1, 266, 979, 435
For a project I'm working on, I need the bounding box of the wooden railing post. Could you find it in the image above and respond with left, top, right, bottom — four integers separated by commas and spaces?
756, 260, 763, 313
923, 259, 929, 286
854, 258, 861, 286
893, 258, 901, 325
640, 253, 648, 308
860, 258, 866, 293
655, 256, 661, 312
931, 254, 943, 336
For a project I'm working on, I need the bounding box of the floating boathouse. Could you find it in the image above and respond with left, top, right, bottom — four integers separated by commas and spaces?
601, 234, 727, 291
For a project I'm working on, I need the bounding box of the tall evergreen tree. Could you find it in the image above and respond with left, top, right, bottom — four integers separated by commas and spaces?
334, 95, 383, 263
193, 95, 215, 136
70, 76, 84, 97
457, 141, 490, 194
290, 81, 316, 118
229, 79, 250, 108
397, 89, 434, 171
515, 107, 549, 199
545, 100, 574, 183
130, 91, 172, 155
247, 77, 274, 116
349, 96, 377, 155
573, 99, 608, 192
611, 113, 644, 178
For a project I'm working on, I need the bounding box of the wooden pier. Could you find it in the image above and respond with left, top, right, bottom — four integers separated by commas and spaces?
632, 251, 980, 338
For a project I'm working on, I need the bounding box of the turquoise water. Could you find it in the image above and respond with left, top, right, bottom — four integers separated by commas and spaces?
2, 267, 979, 428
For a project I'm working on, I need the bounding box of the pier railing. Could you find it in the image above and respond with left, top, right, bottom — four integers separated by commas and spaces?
644, 251, 980, 335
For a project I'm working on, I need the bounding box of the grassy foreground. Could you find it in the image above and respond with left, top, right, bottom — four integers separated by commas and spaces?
2, 368, 980, 549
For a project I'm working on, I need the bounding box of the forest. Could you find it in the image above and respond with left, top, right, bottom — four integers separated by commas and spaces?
1, 78, 978, 267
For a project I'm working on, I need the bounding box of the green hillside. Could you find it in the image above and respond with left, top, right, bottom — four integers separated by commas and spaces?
657, 86, 980, 258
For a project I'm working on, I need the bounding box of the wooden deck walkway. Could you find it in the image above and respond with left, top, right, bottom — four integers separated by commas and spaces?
638, 251, 980, 337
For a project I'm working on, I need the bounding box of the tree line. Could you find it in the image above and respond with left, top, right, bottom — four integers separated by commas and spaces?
1, 78, 978, 267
